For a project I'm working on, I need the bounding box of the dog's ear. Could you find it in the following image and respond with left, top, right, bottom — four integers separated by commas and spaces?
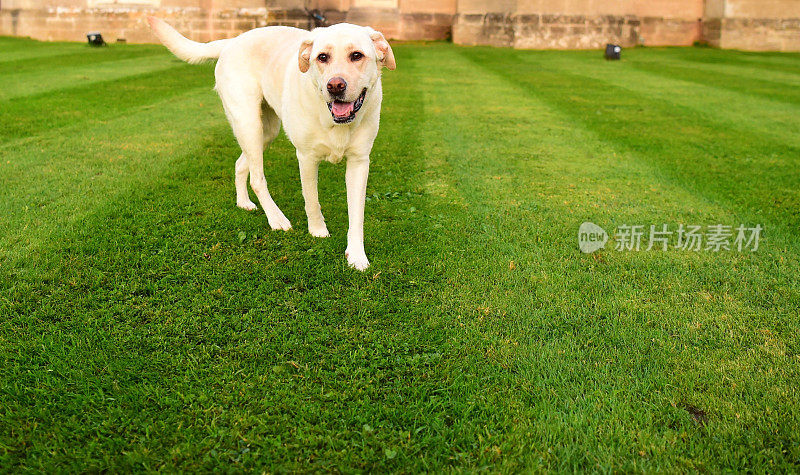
366, 28, 396, 70
298, 37, 314, 73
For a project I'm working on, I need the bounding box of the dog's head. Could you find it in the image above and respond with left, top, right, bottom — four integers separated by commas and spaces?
298, 23, 396, 125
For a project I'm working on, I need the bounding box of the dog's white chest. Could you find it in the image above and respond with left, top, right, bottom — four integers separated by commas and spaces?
315, 126, 351, 164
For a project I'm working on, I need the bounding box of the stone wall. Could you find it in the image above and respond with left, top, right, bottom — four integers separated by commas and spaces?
0, 0, 454, 44
453, 0, 703, 49
454, 13, 646, 49
0, 0, 312, 44
329, 0, 455, 40
1, 0, 799, 50
704, 0, 800, 51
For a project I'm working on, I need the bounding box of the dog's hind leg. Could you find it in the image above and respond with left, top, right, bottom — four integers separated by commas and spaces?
217, 83, 291, 231
234, 153, 256, 210
233, 106, 279, 211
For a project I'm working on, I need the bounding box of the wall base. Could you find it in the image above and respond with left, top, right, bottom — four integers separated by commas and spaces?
453, 13, 701, 49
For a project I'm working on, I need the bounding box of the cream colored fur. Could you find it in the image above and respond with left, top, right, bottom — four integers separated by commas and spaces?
147, 17, 395, 270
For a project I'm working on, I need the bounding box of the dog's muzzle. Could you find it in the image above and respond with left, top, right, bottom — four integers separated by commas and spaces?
327, 88, 367, 124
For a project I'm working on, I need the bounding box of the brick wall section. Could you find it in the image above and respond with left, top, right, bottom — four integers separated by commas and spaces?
453, 14, 703, 49
327, 0, 455, 40
453, 0, 703, 49
718, 18, 800, 51
454, 13, 644, 49
0, 0, 454, 44
1, 0, 799, 51
0, 1, 313, 44
704, 0, 800, 51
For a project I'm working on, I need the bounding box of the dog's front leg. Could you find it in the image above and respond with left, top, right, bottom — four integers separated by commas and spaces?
298, 152, 329, 238
345, 155, 370, 271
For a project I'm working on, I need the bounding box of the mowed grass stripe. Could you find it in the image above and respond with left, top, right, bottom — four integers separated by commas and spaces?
0, 40, 84, 63
454, 44, 800, 352
0, 53, 186, 101
660, 46, 800, 75
463, 48, 800, 231
0, 46, 165, 76
461, 48, 800, 315
0, 63, 216, 143
2, 44, 473, 472
416, 46, 696, 470
0, 36, 71, 52
478, 46, 797, 339
649, 52, 800, 87
523, 51, 800, 151
0, 38, 799, 472
417, 45, 800, 470
626, 56, 800, 107
0, 86, 223, 267
462, 48, 800, 237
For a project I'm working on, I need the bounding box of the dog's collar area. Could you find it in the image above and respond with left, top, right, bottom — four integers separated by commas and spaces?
327, 88, 367, 124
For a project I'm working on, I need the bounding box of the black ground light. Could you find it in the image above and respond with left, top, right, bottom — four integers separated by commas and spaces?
305, 8, 326, 27
87, 32, 106, 46
605, 43, 621, 60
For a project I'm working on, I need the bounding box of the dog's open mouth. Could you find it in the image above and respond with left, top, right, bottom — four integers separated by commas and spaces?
327, 88, 366, 124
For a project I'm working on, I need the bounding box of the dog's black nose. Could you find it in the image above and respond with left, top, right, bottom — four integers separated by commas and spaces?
327, 77, 347, 95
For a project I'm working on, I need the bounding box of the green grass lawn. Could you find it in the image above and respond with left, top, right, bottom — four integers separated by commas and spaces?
1, 36, 799, 471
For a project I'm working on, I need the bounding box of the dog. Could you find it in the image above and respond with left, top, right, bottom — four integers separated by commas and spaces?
147, 17, 396, 270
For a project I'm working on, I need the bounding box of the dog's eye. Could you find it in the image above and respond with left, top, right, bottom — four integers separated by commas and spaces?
317, 53, 329, 63
350, 51, 364, 62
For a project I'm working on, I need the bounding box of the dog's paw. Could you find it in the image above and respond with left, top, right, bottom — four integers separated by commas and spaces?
237, 200, 257, 211
309, 223, 330, 238
345, 249, 370, 271
266, 209, 292, 231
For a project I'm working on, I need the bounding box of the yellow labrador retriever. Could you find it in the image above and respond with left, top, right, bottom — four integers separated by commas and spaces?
148, 18, 395, 270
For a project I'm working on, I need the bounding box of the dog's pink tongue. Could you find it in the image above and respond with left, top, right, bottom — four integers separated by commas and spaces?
331, 101, 354, 118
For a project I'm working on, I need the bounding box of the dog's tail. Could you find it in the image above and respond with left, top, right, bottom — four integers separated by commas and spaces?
147, 17, 229, 64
